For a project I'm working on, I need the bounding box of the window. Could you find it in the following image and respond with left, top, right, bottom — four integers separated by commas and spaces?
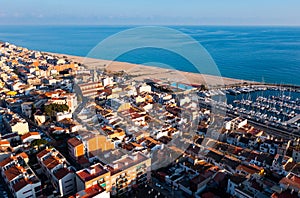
23, 189, 32, 194
98, 178, 104, 183
65, 184, 73, 189
66, 188, 74, 194
64, 179, 73, 184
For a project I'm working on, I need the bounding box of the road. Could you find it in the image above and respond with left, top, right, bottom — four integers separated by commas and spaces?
226, 111, 300, 139
150, 177, 186, 198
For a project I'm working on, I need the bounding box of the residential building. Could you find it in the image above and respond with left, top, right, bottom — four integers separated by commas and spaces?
79, 82, 103, 98
37, 148, 76, 197
292, 147, 300, 162
21, 132, 41, 144
0, 153, 42, 198
76, 150, 151, 196
107, 151, 151, 196
76, 163, 111, 192
225, 117, 248, 131
2, 112, 29, 135
81, 134, 115, 159
67, 137, 85, 161
279, 173, 300, 195
21, 102, 34, 118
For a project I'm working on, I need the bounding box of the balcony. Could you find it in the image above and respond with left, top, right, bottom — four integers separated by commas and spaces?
137, 169, 146, 176
117, 178, 128, 185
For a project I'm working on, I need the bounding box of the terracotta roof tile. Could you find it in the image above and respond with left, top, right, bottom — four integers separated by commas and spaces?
37, 149, 51, 159
43, 156, 60, 170
54, 168, 71, 180
21, 132, 40, 141
4, 165, 24, 181
77, 164, 108, 182
67, 137, 82, 147
0, 157, 13, 167
12, 178, 29, 192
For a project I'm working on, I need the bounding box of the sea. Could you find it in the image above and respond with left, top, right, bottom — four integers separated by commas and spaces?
0, 25, 299, 85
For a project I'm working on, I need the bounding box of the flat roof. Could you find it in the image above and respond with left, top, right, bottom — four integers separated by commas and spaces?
77, 163, 109, 182
67, 137, 82, 147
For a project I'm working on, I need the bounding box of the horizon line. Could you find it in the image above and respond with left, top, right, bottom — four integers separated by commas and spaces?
1, 24, 300, 27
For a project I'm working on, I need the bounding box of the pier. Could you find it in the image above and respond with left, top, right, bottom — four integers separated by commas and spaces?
286, 114, 300, 124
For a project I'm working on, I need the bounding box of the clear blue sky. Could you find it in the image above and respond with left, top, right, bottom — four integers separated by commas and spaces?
1, 0, 300, 25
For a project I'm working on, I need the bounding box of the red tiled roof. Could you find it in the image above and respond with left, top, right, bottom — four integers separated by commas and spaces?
67, 137, 82, 147
272, 190, 298, 198
236, 164, 262, 175
0, 157, 13, 167
75, 184, 104, 198
54, 168, 71, 180
0, 140, 10, 145
17, 152, 29, 160
280, 174, 300, 190
4, 165, 24, 181
191, 170, 214, 184
21, 132, 40, 141
12, 178, 29, 192
43, 156, 60, 170
77, 164, 108, 182
37, 149, 51, 159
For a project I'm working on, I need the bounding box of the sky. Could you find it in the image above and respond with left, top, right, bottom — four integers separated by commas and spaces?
0, 0, 300, 26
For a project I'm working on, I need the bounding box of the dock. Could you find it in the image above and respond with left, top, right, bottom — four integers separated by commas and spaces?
286, 114, 300, 124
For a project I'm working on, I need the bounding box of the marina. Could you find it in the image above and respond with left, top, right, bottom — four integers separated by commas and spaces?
198, 86, 300, 135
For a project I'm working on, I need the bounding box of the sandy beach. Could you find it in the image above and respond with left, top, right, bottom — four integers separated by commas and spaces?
50, 52, 256, 87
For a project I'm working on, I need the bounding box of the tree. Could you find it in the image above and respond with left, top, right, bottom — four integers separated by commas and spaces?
44, 103, 69, 117
30, 139, 48, 149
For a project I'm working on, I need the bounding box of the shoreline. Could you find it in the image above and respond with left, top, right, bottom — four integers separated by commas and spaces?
49, 52, 257, 87
2, 41, 298, 88
58, 53, 300, 89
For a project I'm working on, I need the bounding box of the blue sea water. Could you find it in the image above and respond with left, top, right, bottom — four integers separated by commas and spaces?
0, 25, 299, 85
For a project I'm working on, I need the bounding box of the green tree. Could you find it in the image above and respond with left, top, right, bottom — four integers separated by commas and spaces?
30, 139, 48, 149
44, 103, 69, 117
